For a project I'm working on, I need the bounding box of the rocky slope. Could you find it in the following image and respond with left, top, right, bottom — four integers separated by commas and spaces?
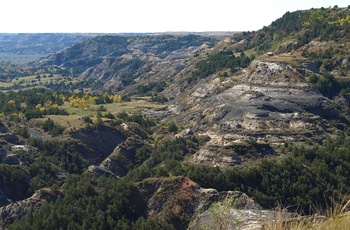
0, 188, 60, 229
157, 7, 350, 166
36, 35, 218, 93
166, 55, 347, 166
0, 176, 278, 230
34, 8, 350, 169
131, 176, 302, 230
132, 176, 268, 229
91, 122, 151, 177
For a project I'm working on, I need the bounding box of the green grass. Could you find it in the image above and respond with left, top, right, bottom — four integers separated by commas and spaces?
42, 98, 166, 130
60, 98, 166, 116
0, 74, 75, 90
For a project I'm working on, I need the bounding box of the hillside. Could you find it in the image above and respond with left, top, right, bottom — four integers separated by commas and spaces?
0, 33, 97, 55
1, 6, 350, 230
36, 7, 350, 166
36, 34, 219, 93
0, 33, 99, 66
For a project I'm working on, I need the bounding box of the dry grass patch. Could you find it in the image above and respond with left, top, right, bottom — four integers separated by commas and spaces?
32, 98, 167, 131
60, 98, 165, 116
264, 199, 350, 230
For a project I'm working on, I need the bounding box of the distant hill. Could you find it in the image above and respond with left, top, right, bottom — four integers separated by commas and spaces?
36, 34, 220, 92
0, 33, 98, 55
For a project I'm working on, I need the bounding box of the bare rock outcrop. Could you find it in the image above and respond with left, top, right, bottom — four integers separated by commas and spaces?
188, 207, 293, 230
133, 176, 260, 213
170, 59, 347, 166
69, 125, 127, 163
132, 176, 292, 230
0, 188, 60, 229
98, 136, 146, 176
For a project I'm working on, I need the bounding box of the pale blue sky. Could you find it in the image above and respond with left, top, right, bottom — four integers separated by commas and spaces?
1, 0, 349, 33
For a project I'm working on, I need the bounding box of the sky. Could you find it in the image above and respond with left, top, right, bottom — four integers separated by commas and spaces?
1, 0, 349, 33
